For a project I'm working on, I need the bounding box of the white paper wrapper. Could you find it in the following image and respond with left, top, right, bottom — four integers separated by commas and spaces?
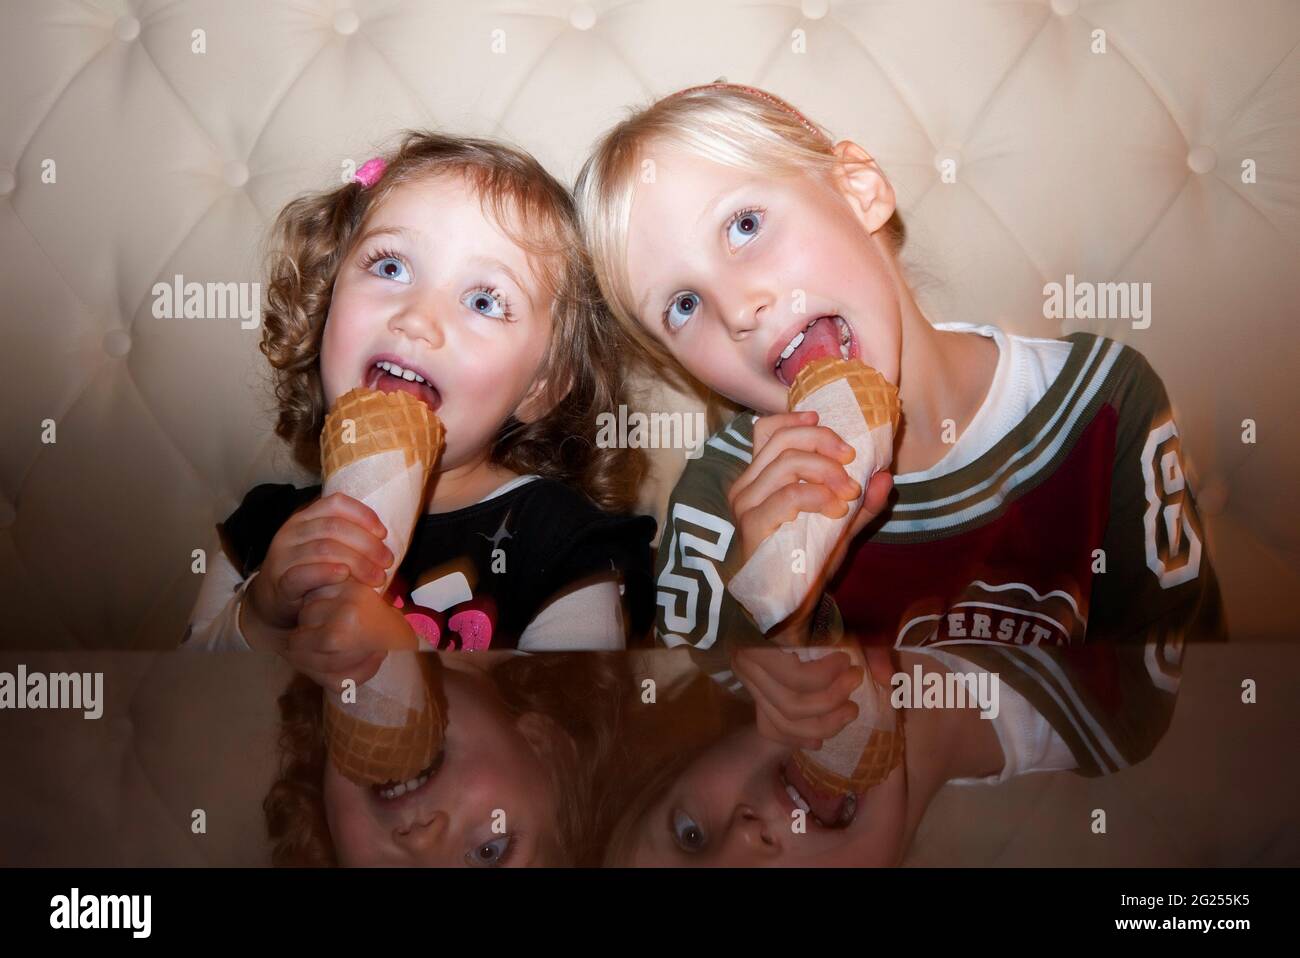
790, 645, 897, 779
728, 377, 895, 634
322, 447, 430, 722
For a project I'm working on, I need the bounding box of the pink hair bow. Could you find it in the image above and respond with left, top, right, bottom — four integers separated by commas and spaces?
352, 156, 387, 188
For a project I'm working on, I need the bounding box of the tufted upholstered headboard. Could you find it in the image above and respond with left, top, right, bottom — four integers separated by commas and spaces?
2, 0, 1297, 649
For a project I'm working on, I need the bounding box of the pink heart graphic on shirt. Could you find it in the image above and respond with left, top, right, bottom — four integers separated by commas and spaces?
403, 612, 441, 650
447, 609, 492, 651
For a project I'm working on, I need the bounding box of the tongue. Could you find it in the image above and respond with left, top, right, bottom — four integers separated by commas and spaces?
782, 316, 841, 385
370, 368, 441, 413
784, 755, 854, 827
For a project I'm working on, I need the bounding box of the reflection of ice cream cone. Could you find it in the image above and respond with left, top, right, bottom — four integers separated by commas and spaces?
788, 356, 900, 432
323, 654, 447, 787
793, 721, 904, 798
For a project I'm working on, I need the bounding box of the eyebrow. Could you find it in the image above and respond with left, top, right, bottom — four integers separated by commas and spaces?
354, 224, 418, 247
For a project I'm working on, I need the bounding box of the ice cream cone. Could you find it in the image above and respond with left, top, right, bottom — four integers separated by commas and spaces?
788, 356, 900, 433
323, 657, 448, 787
320, 386, 443, 478
793, 722, 905, 798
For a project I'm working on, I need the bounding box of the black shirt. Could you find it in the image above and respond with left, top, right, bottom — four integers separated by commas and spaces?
217, 477, 656, 649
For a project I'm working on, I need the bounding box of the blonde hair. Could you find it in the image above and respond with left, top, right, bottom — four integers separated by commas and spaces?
574, 83, 905, 378
261, 130, 645, 511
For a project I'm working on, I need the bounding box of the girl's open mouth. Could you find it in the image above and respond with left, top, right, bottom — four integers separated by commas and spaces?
371, 749, 444, 803
364, 357, 442, 413
773, 314, 858, 387
779, 755, 859, 829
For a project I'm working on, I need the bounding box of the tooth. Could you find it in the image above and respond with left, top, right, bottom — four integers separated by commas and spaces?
392, 783, 407, 797
405, 778, 420, 791
401, 368, 416, 381
780, 332, 805, 360
840, 342, 850, 360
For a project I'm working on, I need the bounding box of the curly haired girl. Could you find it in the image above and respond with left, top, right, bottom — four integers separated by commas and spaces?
184, 131, 655, 657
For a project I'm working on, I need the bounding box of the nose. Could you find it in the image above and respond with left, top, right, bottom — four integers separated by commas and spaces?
393, 809, 450, 855
388, 291, 446, 350
718, 284, 773, 341
725, 804, 781, 860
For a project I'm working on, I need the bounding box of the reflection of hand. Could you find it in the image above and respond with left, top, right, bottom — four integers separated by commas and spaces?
730, 646, 864, 750
287, 578, 416, 689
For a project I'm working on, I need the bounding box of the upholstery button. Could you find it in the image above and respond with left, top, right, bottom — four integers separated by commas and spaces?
0, 501, 15, 531
114, 16, 141, 42
801, 0, 830, 18
1198, 475, 1228, 516
569, 4, 596, 30
1051, 0, 1079, 15
224, 161, 250, 188
103, 329, 132, 358
934, 149, 962, 176
333, 10, 359, 35
0, 170, 14, 196
1187, 145, 1217, 174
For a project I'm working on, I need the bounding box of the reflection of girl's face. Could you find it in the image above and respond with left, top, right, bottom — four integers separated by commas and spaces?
324, 667, 564, 866
623, 724, 907, 867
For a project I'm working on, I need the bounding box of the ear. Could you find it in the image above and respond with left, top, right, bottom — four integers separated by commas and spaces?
515, 711, 578, 767
831, 140, 897, 237
514, 367, 574, 425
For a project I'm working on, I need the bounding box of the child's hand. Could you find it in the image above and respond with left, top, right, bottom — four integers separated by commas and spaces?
732, 644, 895, 749
727, 410, 894, 637
731, 646, 863, 749
287, 578, 417, 690
243, 492, 393, 648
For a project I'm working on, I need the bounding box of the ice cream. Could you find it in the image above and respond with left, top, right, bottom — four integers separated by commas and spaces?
728, 357, 900, 633
318, 386, 446, 787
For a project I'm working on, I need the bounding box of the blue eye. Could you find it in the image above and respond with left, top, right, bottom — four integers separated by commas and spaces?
463, 287, 509, 320
665, 291, 701, 331
726, 208, 764, 249
367, 255, 411, 284
671, 809, 706, 853
466, 835, 513, 867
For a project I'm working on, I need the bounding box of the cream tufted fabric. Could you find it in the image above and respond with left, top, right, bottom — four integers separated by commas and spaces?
2, 0, 1297, 649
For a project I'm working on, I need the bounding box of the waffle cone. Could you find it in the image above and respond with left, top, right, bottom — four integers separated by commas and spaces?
787, 357, 900, 433
324, 682, 447, 787
320, 387, 444, 478
793, 723, 905, 798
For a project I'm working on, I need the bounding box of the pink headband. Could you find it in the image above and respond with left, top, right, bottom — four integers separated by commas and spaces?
659, 81, 831, 144
352, 156, 387, 188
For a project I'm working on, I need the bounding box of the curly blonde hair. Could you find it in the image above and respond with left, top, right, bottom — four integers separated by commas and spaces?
261, 130, 645, 511
264, 654, 631, 867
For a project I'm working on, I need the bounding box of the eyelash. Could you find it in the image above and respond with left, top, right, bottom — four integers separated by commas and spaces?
359, 246, 404, 272
359, 248, 513, 321
467, 285, 514, 322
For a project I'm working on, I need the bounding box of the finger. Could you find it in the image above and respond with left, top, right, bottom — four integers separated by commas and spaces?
732, 423, 850, 505
755, 707, 821, 751
733, 646, 854, 694
752, 689, 858, 743
736, 653, 863, 722
747, 424, 855, 480
293, 514, 394, 571
297, 492, 388, 541
752, 411, 818, 459
278, 562, 350, 605
740, 482, 850, 544
287, 539, 389, 589
731, 449, 859, 518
